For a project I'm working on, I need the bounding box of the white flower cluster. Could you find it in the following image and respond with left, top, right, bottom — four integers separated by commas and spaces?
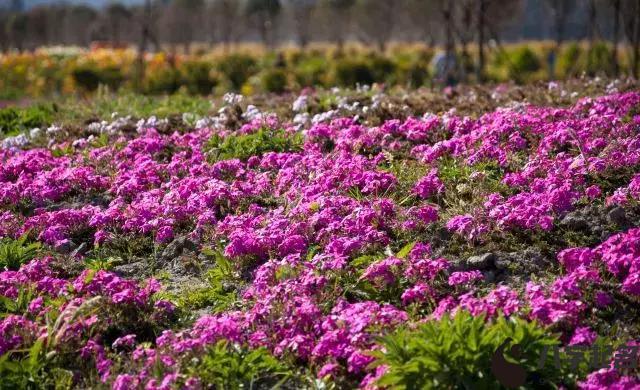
223, 93, 243, 105
243, 105, 262, 121
136, 116, 168, 133
292, 95, 308, 112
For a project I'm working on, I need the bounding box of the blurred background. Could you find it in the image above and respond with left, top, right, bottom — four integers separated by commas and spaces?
0, 0, 638, 99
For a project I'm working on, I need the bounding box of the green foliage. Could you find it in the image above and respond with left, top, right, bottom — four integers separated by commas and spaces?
398, 60, 430, 88
0, 105, 54, 136
83, 256, 120, 271
165, 249, 238, 313
333, 59, 375, 86
143, 68, 180, 95
557, 43, 582, 78
294, 56, 329, 87
179, 60, 219, 95
206, 127, 303, 161
193, 340, 292, 388
0, 287, 36, 316
368, 56, 396, 84
586, 42, 614, 76
508, 47, 542, 83
0, 339, 50, 389
0, 235, 41, 271
260, 68, 288, 93
216, 54, 258, 91
57, 92, 212, 123
372, 311, 564, 389
72, 65, 124, 92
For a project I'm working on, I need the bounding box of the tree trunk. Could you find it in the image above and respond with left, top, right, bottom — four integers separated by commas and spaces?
612, 0, 620, 76
634, 0, 640, 78
588, 0, 598, 50
443, 2, 454, 70
476, 0, 486, 82
135, 0, 151, 91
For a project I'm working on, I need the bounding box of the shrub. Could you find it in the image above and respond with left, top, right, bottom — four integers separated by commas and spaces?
557, 43, 582, 78
0, 235, 41, 271
179, 60, 219, 95
260, 68, 288, 93
397, 61, 430, 88
72, 65, 124, 92
206, 128, 303, 161
369, 56, 396, 84
372, 311, 564, 389
216, 54, 257, 91
294, 56, 329, 87
144, 68, 180, 95
586, 42, 614, 76
508, 47, 542, 83
333, 59, 375, 87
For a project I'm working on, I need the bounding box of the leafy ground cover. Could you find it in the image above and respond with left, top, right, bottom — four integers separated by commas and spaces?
1, 79, 640, 388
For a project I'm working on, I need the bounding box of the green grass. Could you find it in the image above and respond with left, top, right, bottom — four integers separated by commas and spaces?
52, 91, 213, 125
206, 127, 303, 162
0, 104, 55, 137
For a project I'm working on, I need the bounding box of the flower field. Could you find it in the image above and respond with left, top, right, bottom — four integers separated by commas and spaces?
2, 79, 640, 389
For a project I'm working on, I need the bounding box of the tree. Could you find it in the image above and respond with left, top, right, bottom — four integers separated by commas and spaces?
286, 0, 317, 48
161, 0, 204, 53
544, 0, 575, 52
246, 0, 282, 49
104, 3, 132, 44
0, 11, 8, 52
404, 0, 439, 47
476, 0, 487, 81
620, 0, 640, 77
441, 0, 455, 73
26, 6, 50, 48
64, 5, 97, 46
6, 12, 27, 51
354, 0, 398, 52
476, 0, 523, 81
210, 0, 244, 51
587, 0, 601, 50
322, 0, 355, 51
610, 0, 621, 75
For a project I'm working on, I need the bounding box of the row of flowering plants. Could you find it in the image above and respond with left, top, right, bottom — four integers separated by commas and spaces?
1, 83, 640, 388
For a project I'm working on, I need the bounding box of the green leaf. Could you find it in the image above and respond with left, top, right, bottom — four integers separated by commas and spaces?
395, 241, 417, 259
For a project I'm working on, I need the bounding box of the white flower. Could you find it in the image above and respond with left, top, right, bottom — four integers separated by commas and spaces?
292, 95, 308, 112
195, 118, 211, 129
46, 125, 61, 135
29, 128, 41, 139
2, 134, 29, 149
293, 113, 309, 125
72, 138, 88, 148
243, 105, 262, 121
223, 93, 243, 105
311, 110, 337, 124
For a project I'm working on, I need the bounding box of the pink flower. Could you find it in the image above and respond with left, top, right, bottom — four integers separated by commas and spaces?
569, 326, 597, 346
585, 185, 602, 199
413, 168, 445, 199
448, 270, 483, 286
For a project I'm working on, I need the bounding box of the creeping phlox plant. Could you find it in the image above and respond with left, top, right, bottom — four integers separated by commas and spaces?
1, 88, 640, 389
